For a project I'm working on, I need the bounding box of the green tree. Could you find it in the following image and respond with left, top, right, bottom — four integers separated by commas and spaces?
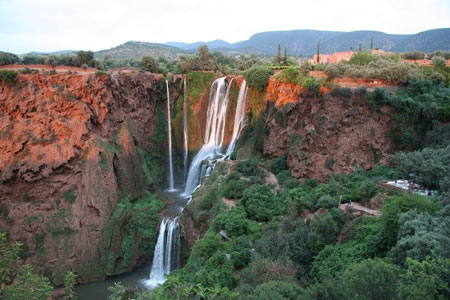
432, 56, 446, 69
244, 66, 273, 92
198, 45, 215, 71
316, 42, 320, 64
341, 259, 401, 300
4, 265, 53, 300
283, 48, 288, 66
45, 55, 58, 68
63, 271, 77, 300
241, 185, 282, 221
277, 44, 282, 65
75, 50, 94, 67
397, 257, 450, 300
141, 56, 158, 73
0, 51, 19, 65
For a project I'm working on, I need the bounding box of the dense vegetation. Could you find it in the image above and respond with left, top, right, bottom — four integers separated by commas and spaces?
1, 44, 450, 300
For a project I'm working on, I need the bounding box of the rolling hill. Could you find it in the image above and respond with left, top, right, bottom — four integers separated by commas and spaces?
94, 41, 185, 60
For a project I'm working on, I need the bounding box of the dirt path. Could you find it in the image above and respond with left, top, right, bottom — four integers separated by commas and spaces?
339, 203, 381, 217
265, 170, 280, 194
222, 197, 238, 208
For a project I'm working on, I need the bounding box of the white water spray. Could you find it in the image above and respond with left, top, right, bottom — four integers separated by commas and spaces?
182, 77, 232, 196
144, 217, 180, 289
166, 79, 175, 191
226, 80, 247, 157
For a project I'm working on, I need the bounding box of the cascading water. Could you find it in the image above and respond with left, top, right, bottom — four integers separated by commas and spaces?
144, 77, 248, 290
143, 217, 180, 288
183, 78, 189, 182
182, 77, 233, 197
166, 79, 175, 191
225, 80, 247, 157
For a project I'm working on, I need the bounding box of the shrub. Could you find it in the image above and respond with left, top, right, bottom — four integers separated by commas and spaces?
141, 56, 158, 72
236, 159, 262, 177
432, 56, 446, 69
277, 67, 299, 83
340, 259, 401, 300
378, 193, 439, 252
245, 66, 272, 91
317, 194, 339, 209
95, 70, 107, 76
0, 70, 18, 83
348, 51, 379, 65
241, 185, 282, 222
19, 68, 32, 74
244, 280, 306, 300
268, 154, 288, 174
223, 180, 247, 199
241, 258, 297, 286
402, 51, 425, 60
0, 51, 19, 65
212, 207, 249, 238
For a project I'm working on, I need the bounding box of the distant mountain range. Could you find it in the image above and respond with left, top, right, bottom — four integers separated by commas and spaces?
23, 28, 450, 59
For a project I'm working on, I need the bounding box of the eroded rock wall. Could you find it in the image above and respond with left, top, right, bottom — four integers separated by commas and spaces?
0, 71, 180, 283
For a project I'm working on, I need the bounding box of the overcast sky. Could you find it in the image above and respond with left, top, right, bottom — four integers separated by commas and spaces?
0, 0, 449, 54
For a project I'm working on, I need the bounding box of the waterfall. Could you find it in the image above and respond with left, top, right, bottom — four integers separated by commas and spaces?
182, 77, 233, 197
144, 217, 180, 289
225, 80, 247, 157
166, 79, 175, 191
183, 78, 189, 183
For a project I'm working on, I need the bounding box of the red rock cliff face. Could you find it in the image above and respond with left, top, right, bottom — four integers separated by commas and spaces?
0, 72, 180, 283
264, 92, 392, 181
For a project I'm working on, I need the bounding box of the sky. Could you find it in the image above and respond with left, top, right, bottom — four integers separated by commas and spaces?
0, 0, 449, 54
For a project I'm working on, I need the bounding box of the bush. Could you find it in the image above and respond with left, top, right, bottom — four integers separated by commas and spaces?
268, 154, 288, 174
241, 258, 297, 286
348, 51, 379, 65
378, 193, 439, 252
0, 51, 19, 65
243, 280, 306, 300
402, 51, 425, 60
212, 207, 249, 238
245, 66, 272, 91
141, 56, 158, 72
223, 179, 247, 199
236, 159, 262, 177
432, 56, 446, 69
241, 185, 282, 222
0, 70, 18, 83
277, 67, 299, 83
19, 68, 32, 74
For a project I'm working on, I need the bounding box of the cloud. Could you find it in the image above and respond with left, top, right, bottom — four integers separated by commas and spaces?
0, 0, 449, 53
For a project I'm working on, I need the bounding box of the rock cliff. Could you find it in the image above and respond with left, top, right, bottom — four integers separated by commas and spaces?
0, 71, 180, 283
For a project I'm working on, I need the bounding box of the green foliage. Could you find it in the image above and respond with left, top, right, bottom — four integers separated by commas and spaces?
141, 56, 158, 72
0, 70, 18, 83
397, 257, 450, 300
150, 275, 239, 300
245, 66, 273, 92
63, 189, 76, 204
75, 50, 95, 67
391, 209, 450, 264
277, 67, 300, 83
432, 56, 446, 69
241, 257, 297, 286
212, 206, 249, 238
241, 185, 284, 222
378, 193, 439, 253
63, 271, 77, 300
348, 51, 379, 65
223, 179, 247, 199
255, 219, 312, 277
268, 154, 288, 174
340, 259, 401, 300
325, 157, 335, 169
100, 193, 162, 275
0, 51, 19, 65
308, 209, 344, 254
391, 144, 450, 191
242, 280, 306, 300
402, 51, 425, 60
3, 265, 53, 300
236, 159, 263, 177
